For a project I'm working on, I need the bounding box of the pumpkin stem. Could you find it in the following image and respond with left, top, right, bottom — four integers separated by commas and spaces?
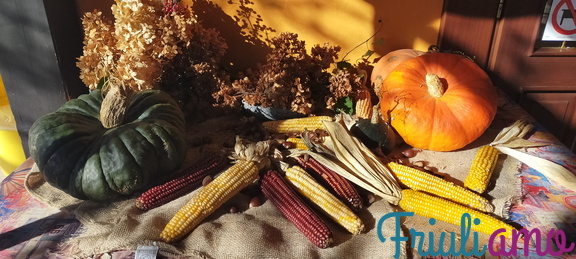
100, 82, 133, 129
370, 104, 380, 124
426, 73, 445, 98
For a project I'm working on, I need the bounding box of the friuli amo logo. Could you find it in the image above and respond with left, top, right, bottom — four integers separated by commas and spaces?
376, 212, 576, 258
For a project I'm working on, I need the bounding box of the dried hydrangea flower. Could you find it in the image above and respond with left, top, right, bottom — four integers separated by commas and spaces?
77, 11, 118, 90
214, 32, 351, 116
76, 0, 229, 121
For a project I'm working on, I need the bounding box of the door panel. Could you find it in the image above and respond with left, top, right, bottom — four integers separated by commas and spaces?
437, 0, 501, 69
520, 92, 576, 149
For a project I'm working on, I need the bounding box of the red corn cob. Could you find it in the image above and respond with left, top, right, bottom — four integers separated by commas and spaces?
298, 155, 363, 211
261, 170, 333, 248
136, 152, 229, 210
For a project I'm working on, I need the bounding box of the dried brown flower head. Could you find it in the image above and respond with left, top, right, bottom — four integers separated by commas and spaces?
77, 11, 118, 90
76, 0, 230, 122
214, 32, 350, 116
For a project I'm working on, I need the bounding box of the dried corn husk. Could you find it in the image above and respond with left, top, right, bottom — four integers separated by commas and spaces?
490, 120, 576, 192
490, 120, 544, 148
291, 115, 402, 205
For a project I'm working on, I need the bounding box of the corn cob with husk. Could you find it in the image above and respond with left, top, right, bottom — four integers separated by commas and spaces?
464, 146, 500, 194
135, 152, 229, 210
399, 189, 516, 238
387, 161, 494, 213
160, 137, 271, 243
261, 170, 333, 248
291, 116, 402, 205
355, 88, 373, 120
285, 165, 364, 235
262, 116, 333, 134
297, 155, 363, 211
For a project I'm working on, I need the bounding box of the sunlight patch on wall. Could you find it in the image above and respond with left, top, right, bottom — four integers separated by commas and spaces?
413, 36, 434, 52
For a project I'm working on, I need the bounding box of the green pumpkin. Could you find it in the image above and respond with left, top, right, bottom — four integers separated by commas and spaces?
350, 111, 396, 155
28, 89, 187, 201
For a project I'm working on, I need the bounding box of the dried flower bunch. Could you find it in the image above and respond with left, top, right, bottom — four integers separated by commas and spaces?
215, 32, 364, 116
77, 10, 118, 90
77, 0, 229, 121
77, 0, 368, 120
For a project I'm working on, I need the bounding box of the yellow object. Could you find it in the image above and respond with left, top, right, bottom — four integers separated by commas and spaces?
464, 146, 500, 194
399, 189, 515, 238
160, 160, 258, 243
262, 116, 333, 134
387, 162, 494, 213
285, 137, 308, 150
0, 75, 26, 176
285, 166, 364, 235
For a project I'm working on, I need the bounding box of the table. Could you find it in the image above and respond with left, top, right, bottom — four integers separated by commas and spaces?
1, 101, 576, 258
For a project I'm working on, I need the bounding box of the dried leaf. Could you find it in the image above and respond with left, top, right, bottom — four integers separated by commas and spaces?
490, 120, 543, 147
497, 139, 546, 149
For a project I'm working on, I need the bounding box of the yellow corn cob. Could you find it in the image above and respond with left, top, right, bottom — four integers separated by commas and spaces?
387, 162, 494, 213
399, 189, 515, 238
160, 137, 270, 243
286, 137, 309, 150
464, 146, 500, 194
285, 166, 364, 235
160, 160, 258, 242
262, 116, 333, 133
355, 88, 373, 119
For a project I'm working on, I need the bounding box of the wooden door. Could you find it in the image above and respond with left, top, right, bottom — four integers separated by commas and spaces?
439, 0, 576, 151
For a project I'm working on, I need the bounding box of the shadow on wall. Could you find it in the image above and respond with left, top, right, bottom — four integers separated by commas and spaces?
183, 0, 443, 65
75, 0, 443, 71
191, 0, 272, 74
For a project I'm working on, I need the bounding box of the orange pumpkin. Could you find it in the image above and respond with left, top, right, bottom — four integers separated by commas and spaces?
379, 52, 498, 151
370, 49, 425, 94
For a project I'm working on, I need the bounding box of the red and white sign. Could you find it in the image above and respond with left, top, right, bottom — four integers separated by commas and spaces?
542, 0, 576, 41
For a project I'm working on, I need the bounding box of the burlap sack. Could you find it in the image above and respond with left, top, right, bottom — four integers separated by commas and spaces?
26, 166, 405, 258
24, 116, 523, 258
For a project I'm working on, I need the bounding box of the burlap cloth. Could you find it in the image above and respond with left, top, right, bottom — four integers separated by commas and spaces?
24, 116, 523, 258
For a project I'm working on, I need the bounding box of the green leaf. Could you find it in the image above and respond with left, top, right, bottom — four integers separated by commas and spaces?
362, 50, 375, 59
334, 96, 354, 114
372, 38, 385, 46
336, 60, 353, 70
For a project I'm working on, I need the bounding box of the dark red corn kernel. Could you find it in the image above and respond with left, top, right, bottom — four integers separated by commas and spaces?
297, 155, 363, 211
261, 170, 333, 249
135, 152, 229, 210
